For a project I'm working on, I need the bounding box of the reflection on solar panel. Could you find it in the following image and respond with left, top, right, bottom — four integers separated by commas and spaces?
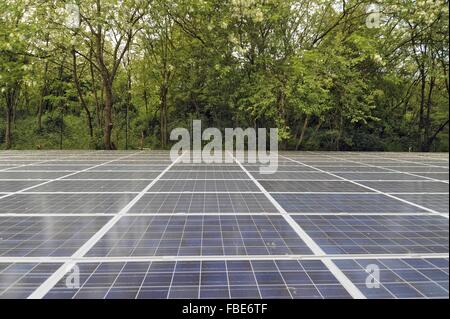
0, 263, 62, 298
0, 151, 448, 299
0, 181, 44, 192
0, 216, 111, 257
394, 194, 449, 213
0, 194, 136, 215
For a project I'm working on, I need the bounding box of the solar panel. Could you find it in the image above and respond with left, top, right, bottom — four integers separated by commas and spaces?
334, 172, 429, 181
0, 263, 62, 298
291, 215, 449, 254
85, 215, 313, 257
334, 258, 449, 298
43, 260, 351, 299
90, 165, 168, 171
413, 173, 449, 181
0, 216, 111, 257
0, 151, 448, 299
273, 194, 428, 213
162, 171, 250, 179
394, 194, 449, 214
252, 172, 337, 180
148, 180, 260, 192
66, 172, 160, 180
0, 181, 45, 192
29, 180, 151, 193
126, 193, 279, 214
0, 194, 136, 215
260, 181, 370, 193
0, 172, 69, 180
357, 181, 449, 193
393, 167, 448, 173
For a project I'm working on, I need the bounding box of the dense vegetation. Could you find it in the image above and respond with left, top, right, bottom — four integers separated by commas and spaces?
0, 0, 448, 151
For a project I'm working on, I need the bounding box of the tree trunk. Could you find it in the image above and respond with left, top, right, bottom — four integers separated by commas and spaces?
89, 49, 102, 128
422, 76, 435, 152
336, 113, 343, 151
160, 83, 168, 148
418, 68, 426, 150
296, 115, 309, 150
5, 104, 13, 150
37, 60, 49, 131
4, 86, 18, 150
72, 49, 94, 138
425, 119, 449, 150
103, 80, 113, 150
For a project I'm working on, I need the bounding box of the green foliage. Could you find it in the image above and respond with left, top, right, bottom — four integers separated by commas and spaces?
0, 0, 448, 151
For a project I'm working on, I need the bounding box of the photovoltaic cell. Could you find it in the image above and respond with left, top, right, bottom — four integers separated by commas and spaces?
272, 194, 427, 213
394, 194, 449, 214
334, 258, 449, 298
30, 180, 150, 192
310, 166, 390, 173
162, 171, 250, 179
291, 215, 449, 254
0, 172, 69, 180
148, 180, 260, 192
253, 172, 340, 180
128, 193, 279, 214
392, 167, 448, 173
0, 263, 62, 298
66, 171, 160, 180
0, 216, 111, 257
333, 173, 428, 181
43, 260, 351, 299
413, 173, 449, 181
260, 181, 370, 193
0, 151, 448, 300
9, 165, 87, 172
90, 165, 168, 171
85, 215, 313, 257
358, 181, 449, 193
170, 165, 242, 172
0, 194, 136, 215
0, 181, 45, 192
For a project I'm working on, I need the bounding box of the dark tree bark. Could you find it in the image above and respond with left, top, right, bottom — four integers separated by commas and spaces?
72, 48, 94, 138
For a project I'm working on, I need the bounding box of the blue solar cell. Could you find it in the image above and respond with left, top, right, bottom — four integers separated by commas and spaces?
43, 260, 352, 299
85, 215, 313, 257
292, 215, 449, 254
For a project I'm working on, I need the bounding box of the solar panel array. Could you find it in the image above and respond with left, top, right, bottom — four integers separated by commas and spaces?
0, 150, 448, 299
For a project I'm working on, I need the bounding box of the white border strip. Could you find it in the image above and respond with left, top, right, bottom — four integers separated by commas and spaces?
2, 253, 448, 264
